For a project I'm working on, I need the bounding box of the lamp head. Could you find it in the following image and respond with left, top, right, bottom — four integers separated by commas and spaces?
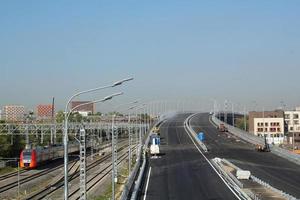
113, 77, 134, 87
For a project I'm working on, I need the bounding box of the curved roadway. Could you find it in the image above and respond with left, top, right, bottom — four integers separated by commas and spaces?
141, 114, 237, 200
189, 113, 300, 198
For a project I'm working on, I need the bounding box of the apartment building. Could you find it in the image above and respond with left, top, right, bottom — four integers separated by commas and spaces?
37, 104, 55, 120
284, 108, 300, 145
3, 105, 25, 122
249, 110, 285, 144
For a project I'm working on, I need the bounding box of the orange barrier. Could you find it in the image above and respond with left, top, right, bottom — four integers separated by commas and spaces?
293, 149, 300, 154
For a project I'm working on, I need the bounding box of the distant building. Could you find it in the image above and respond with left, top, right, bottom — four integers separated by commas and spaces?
3, 105, 25, 122
71, 101, 95, 116
37, 104, 55, 120
284, 108, 300, 146
249, 111, 285, 144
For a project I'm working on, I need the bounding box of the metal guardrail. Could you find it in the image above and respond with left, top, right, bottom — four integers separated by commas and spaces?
211, 158, 250, 200
120, 157, 141, 200
130, 151, 146, 200
0, 161, 5, 168
120, 120, 160, 200
251, 176, 297, 200
211, 115, 264, 145
211, 115, 300, 166
216, 158, 298, 200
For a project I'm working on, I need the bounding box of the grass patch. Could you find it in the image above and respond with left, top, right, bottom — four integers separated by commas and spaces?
0, 166, 17, 175
93, 182, 113, 200
93, 159, 135, 200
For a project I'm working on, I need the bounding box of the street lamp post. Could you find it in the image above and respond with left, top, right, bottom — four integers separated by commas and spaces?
231, 102, 235, 127
66, 93, 123, 200
63, 77, 133, 200
244, 106, 247, 131
134, 104, 146, 157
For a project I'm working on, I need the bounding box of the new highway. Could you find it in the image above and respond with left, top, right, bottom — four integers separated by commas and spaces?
141, 114, 238, 200
189, 113, 300, 198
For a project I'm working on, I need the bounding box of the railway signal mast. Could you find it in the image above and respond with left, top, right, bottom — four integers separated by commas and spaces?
79, 127, 86, 200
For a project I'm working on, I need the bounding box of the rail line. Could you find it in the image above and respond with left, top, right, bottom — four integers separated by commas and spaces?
23, 142, 133, 200
0, 169, 26, 181
0, 158, 78, 194
71, 148, 131, 200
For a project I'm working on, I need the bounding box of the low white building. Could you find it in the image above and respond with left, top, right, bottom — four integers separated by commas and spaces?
284, 109, 300, 133
284, 108, 300, 146
78, 111, 90, 117
253, 117, 285, 144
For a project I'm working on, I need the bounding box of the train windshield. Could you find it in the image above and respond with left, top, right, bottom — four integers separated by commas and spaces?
23, 151, 31, 159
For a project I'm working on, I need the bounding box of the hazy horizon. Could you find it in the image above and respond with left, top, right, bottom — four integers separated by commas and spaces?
1, 1, 300, 113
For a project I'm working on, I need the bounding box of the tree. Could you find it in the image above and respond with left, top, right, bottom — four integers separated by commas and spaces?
95, 112, 102, 116
71, 112, 83, 122
235, 116, 248, 131
108, 112, 123, 117
56, 111, 65, 123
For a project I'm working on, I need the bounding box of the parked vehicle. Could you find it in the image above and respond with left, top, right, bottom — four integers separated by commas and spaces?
217, 123, 228, 132
150, 135, 160, 156
255, 137, 270, 152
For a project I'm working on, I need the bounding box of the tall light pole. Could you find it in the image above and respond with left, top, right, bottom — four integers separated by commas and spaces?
63, 77, 133, 200
244, 106, 247, 131
111, 101, 138, 200
69, 93, 123, 200
231, 102, 235, 127
127, 105, 138, 174
134, 104, 146, 157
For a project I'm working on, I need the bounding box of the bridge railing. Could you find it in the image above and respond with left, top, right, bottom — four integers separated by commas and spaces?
120, 119, 159, 200
212, 115, 264, 145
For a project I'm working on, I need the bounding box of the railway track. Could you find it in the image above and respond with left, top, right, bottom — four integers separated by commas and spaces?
0, 158, 78, 195
71, 148, 131, 200
0, 169, 26, 181
0, 140, 115, 184
22, 142, 132, 200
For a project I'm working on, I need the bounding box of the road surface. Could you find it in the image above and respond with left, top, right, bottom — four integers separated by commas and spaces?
189, 113, 300, 198
141, 114, 237, 200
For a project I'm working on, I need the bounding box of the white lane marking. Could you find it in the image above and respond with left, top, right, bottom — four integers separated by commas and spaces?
183, 114, 242, 200
143, 166, 152, 200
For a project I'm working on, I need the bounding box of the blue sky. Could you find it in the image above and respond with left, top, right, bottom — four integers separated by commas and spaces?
1, 1, 300, 112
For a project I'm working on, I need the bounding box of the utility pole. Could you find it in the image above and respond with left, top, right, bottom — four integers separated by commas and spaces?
25, 119, 29, 145
224, 100, 228, 124
128, 113, 132, 173
51, 97, 55, 144
232, 102, 235, 127
244, 106, 247, 131
17, 161, 20, 199
111, 114, 118, 200
79, 127, 86, 200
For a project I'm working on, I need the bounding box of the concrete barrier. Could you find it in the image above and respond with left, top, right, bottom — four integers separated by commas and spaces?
184, 114, 208, 152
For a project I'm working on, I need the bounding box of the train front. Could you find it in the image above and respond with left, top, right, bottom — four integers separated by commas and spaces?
20, 148, 37, 169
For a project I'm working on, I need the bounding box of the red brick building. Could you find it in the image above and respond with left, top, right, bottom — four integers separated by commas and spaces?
37, 104, 55, 119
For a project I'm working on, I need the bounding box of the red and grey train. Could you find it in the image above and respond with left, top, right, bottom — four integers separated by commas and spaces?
20, 143, 82, 169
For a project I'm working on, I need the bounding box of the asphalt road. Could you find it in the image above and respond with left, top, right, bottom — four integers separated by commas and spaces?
141, 114, 237, 200
189, 113, 300, 198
